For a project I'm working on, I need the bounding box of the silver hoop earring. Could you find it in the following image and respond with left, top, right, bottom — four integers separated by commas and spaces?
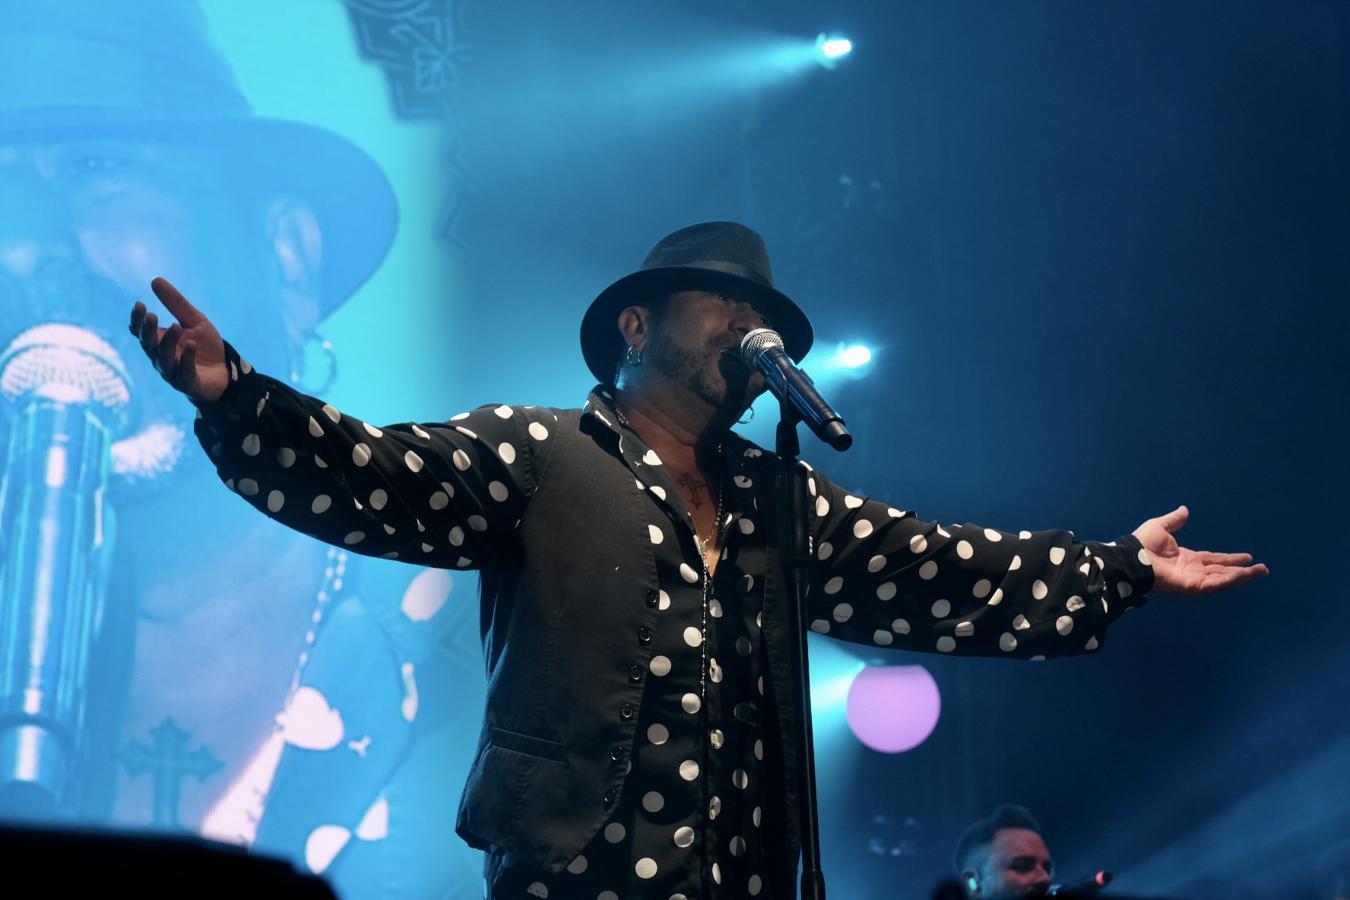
290, 332, 338, 394
623, 345, 644, 367
736, 407, 755, 425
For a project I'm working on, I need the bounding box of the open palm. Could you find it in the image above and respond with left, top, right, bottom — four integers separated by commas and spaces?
1133, 505, 1268, 596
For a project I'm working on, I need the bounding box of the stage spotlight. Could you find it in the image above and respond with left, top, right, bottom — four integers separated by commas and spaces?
846, 664, 942, 753
815, 33, 854, 69
837, 343, 872, 369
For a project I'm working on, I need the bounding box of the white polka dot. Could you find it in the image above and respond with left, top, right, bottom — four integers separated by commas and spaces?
877, 582, 897, 601
1056, 615, 1074, 635
709, 599, 723, 618
999, 632, 1018, 652
679, 760, 700, 781
241, 433, 260, 456
238, 478, 258, 496
363, 422, 383, 439
449, 526, 464, 546
597, 893, 619, 900
648, 524, 664, 545
754, 739, 763, 760
909, 534, 928, 554
832, 603, 854, 622
403, 450, 423, 472
303, 824, 350, 874
936, 636, 956, 653
658, 590, 671, 610
566, 855, 588, 875
369, 489, 387, 511
842, 494, 863, 509
1137, 547, 1152, 566
919, 560, 938, 580
314, 456, 328, 469
488, 480, 508, 502
429, 491, 449, 510
709, 657, 723, 682
1049, 546, 1066, 565
730, 836, 747, 857
937, 525, 951, 538
1066, 595, 1085, 612
753, 806, 762, 826
738, 517, 755, 535
343, 531, 365, 545
710, 794, 722, 818
642, 449, 661, 466
650, 655, 671, 676
867, 554, 886, 573
452, 449, 470, 470
873, 629, 894, 646
853, 519, 874, 539
987, 588, 1004, 606
650, 485, 667, 501
749, 875, 763, 895
1118, 582, 1133, 599
815, 496, 830, 517
710, 729, 724, 749
1013, 614, 1031, 630
526, 883, 547, 898
648, 723, 669, 745
713, 862, 722, 884
984, 528, 1003, 542
810, 619, 830, 633
411, 424, 430, 439
824, 576, 844, 594
1085, 636, 1100, 650
673, 826, 695, 848
734, 475, 753, 488
1019, 530, 1033, 539
308, 416, 324, 437
1032, 579, 1049, 600
972, 578, 992, 599
421, 543, 432, 553
604, 822, 626, 843
467, 515, 487, 532
956, 540, 974, 559
679, 563, 699, 583
352, 443, 371, 466
892, 617, 911, 634
683, 627, 702, 648
681, 693, 701, 713
277, 447, 296, 468
267, 490, 285, 512
930, 598, 951, 617
494, 404, 512, 419
732, 769, 749, 789
634, 858, 657, 880
1009, 554, 1022, 571
311, 494, 331, 514
817, 542, 833, 560
954, 621, 974, 637
642, 791, 665, 812
498, 442, 516, 464
528, 422, 549, 441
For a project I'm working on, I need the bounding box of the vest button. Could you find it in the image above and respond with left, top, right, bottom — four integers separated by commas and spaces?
644, 590, 659, 608
637, 626, 653, 645
602, 788, 617, 808
628, 665, 643, 683
619, 703, 635, 720
609, 745, 626, 762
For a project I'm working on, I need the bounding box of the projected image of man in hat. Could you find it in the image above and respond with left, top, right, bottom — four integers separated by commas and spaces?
0, 2, 486, 897
132, 211, 1267, 897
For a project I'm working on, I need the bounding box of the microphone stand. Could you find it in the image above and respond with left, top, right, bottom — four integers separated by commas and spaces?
774, 397, 827, 900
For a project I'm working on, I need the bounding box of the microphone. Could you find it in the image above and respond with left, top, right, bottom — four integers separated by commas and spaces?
1048, 870, 1113, 896
0, 324, 130, 814
738, 328, 852, 451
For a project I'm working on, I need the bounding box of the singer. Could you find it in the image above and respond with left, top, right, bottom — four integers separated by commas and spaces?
129, 221, 1266, 899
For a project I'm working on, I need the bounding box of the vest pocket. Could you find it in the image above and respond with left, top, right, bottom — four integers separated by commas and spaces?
488, 726, 566, 762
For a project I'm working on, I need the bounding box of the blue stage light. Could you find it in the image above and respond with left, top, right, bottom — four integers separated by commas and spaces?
815, 33, 854, 68
838, 344, 872, 368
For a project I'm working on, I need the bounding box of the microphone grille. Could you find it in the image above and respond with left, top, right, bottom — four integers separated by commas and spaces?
739, 327, 785, 366
0, 324, 132, 421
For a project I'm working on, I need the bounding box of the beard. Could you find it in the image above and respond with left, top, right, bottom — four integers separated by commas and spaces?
644, 324, 760, 413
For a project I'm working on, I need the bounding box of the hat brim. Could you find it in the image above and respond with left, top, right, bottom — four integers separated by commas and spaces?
580, 266, 814, 384
3, 106, 397, 319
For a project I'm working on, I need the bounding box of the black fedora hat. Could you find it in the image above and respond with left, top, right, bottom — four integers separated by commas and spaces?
0, 0, 395, 317
580, 222, 814, 384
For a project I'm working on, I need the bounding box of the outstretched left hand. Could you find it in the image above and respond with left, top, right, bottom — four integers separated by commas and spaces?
1133, 505, 1269, 596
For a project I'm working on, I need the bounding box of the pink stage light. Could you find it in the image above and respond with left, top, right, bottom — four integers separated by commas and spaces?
845, 664, 942, 753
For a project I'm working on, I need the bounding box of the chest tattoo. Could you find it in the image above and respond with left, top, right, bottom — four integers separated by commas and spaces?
675, 472, 707, 509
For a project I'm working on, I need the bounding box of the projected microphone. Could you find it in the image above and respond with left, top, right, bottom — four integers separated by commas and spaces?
0, 324, 130, 814
1048, 870, 1114, 896
738, 328, 852, 451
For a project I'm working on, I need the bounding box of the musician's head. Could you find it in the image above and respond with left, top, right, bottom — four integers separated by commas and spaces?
955, 804, 1054, 899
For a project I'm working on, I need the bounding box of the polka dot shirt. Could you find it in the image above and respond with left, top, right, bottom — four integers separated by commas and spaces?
192, 345, 1156, 899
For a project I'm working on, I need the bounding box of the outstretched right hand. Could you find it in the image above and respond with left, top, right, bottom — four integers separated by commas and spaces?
129, 277, 230, 403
